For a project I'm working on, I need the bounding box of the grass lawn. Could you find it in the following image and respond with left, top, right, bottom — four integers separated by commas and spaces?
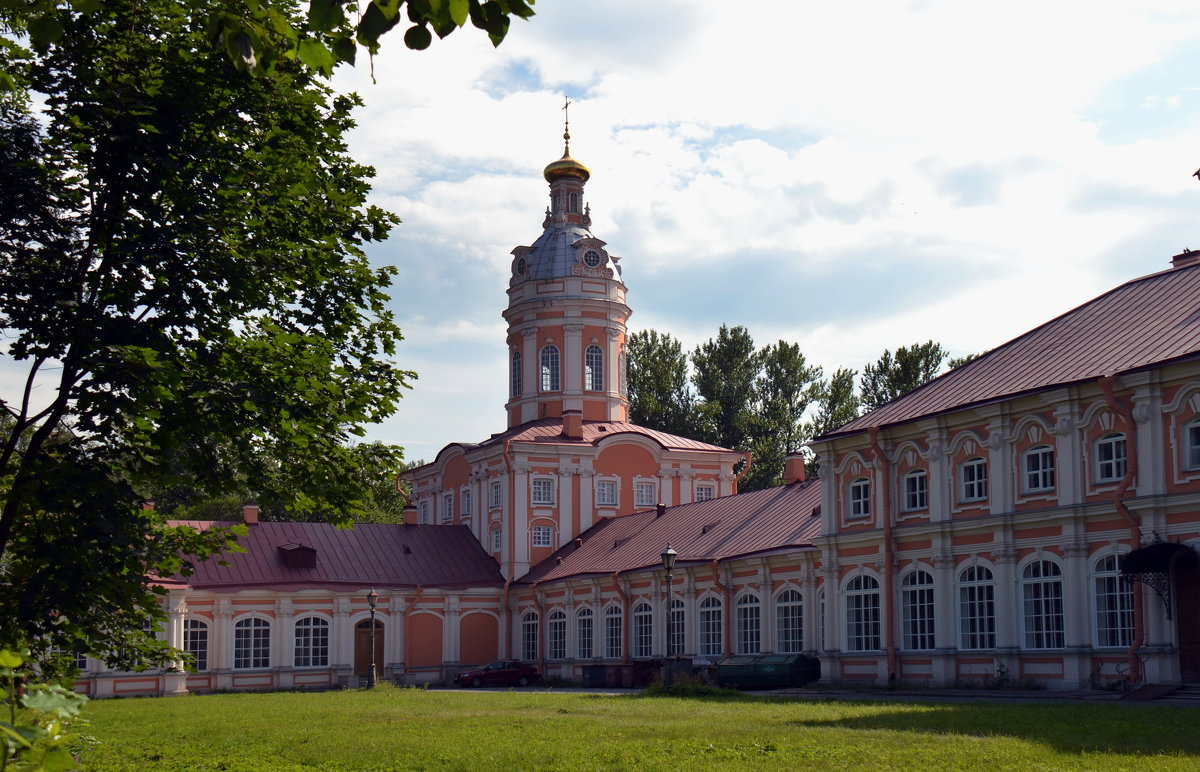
77, 686, 1200, 771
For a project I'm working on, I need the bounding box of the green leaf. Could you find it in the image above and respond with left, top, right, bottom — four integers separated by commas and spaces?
447, 0, 468, 26
297, 39, 335, 76
330, 34, 356, 65
0, 650, 23, 668
403, 24, 432, 50
39, 748, 80, 772
27, 14, 65, 49
307, 0, 346, 33
71, 0, 104, 11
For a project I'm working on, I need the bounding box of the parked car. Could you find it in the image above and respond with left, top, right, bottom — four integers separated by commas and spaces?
454, 660, 539, 687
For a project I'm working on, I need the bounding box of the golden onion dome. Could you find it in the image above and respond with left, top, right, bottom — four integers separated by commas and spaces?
543, 152, 591, 183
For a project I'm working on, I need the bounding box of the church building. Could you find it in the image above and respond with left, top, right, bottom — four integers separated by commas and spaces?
72, 132, 1200, 697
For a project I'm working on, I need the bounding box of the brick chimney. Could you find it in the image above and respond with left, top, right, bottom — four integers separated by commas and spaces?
784, 454, 807, 485
562, 409, 583, 440
402, 503, 418, 525
242, 501, 259, 525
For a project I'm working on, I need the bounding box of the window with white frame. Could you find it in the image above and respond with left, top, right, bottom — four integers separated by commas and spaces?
604, 606, 623, 659
1187, 421, 1200, 470
510, 350, 521, 398
1095, 433, 1127, 483
293, 617, 329, 667
961, 457, 988, 502
490, 480, 502, 508
540, 345, 560, 391
901, 570, 935, 650
845, 576, 881, 651
585, 344, 605, 391
699, 596, 723, 657
521, 612, 539, 661
695, 484, 715, 502
461, 489, 472, 517
669, 599, 685, 656
547, 611, 566, 660
72, 651, 88, 670
1022, 560, 1065, 649
576, 608, 594, 659
233, 617, 270, 669
903, 470, 928, 511
849, 478, 870, 519
531, 478, 555, 505
958, 565, 996, 650
1094, 554, 1134, 648
596, 480, 618, 507
1023, 445, 1055, 493
735, 594, 761, 655
184, 619, 209, 671
441, 493, 453, 522
532, 525, 552, 548
633, 603, 653, 658
634, 481, 656, 508
490, 527, 502, 553
419, 500, 429, 524
775, 590, 803, 654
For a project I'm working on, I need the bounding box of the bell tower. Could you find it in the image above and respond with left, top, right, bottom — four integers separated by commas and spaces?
503, 101, 631, 430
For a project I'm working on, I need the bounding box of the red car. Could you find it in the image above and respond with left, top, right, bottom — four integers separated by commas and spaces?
454, 660, 539, 687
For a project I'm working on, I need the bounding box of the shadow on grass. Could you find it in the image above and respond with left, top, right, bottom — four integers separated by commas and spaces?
782, 700, 1200, 757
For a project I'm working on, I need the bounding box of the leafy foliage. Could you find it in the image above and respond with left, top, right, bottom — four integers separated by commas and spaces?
691, 325, 762, 452
0, 0, 536, 90
860, 340, 949, 412
626, 330, 694, 438
0, 0, 412, 668
0, 649, 88, 772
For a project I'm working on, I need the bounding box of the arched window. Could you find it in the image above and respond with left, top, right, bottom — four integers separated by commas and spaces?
775, 589, 803, 654
1095, 433, 1127, 483
669, 599, 685, 656
1023, 445, 1055, 492
1021, 560, 1064, 649
958, 565, 995, 650
547, 611, 567, 660
1093, 554, 1134, 648
576, 608, 594, 660
735, 594, 761, 655
900, 570, 935, 650
632, 603, 653, 658
233, 617, 271, 669
960, 457, 988, 502
510, 350, 521, 398
845, 576, 881, 651
699, 596, 723, 656
521, 612, 539, 661
568, 192, 579, 213
902, 470, 928, 511
849, 478, 870, 518
540, 345, 560, 391
184, 619, 209, 672
585, 344, 605, 391
294, 617, 330, 667
1186, 420, 1200, 470
604, 606, 623, 659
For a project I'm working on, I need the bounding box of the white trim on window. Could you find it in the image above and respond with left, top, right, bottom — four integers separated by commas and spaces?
576, 608, 594, 659
1095, 433, 1127, 483
695, 484, 715, 502
634, 480, 656, 508
845, 576, 880, 651
547, 611, 566, 660
585, 344, 605, 392
490, 480, 502, 509
441, 492, 454, 522
902, 470, 928, 511
900, 570, 934, 650
1093, 554, 1133, 648
957, 565, 995, 650
848, 478, 870, 519
532, 524, 553, 548
1023, 445, 1055, 493
595, 479, 618, 507
531, 477, 555, 506
1021, 559, 1064, 649
1187, 420, 1200, 470
960, 457, 988, 502
775, 589, 803, 654
540, 345, 560, 391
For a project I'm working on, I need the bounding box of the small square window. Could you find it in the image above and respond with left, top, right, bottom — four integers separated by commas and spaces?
532, 478, 555, 505
696, 484, 715, 502
596, 480, 617, 507
532, 525, 552, 548
634, 482, 656, 507
849, 479, 870, 519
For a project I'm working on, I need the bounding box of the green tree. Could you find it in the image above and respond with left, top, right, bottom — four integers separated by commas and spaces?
626, 330, 695, 438
807, 367, 861, 439
947, 351, 983, 369
691, 325, 762, 451
860, 340, 949, 412
741, 341, 822, 490
0, 0, 413, 669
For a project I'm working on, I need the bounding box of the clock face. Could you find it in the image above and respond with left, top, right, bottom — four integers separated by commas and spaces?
582, 249, 603, 268
516, 257, 527, 275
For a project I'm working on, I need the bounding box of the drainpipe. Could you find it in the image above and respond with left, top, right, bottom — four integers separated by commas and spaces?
610, 572, 630, 664
501, 575, 514, 659
532, 581, 544, 669
404, 585, 426, 680
868, 427, 898, 681
1099, 374, 1144, 684
710, 560, 733, 657
501, 438, 517, 659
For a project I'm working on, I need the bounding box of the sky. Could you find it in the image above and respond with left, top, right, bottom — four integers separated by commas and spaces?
331, 0, 1200, 463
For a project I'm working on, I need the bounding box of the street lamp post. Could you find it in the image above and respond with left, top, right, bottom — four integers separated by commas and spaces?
660, 544, 677, 691
366, 588, 378, 689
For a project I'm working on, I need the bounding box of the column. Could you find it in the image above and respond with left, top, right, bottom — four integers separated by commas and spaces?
511, 462, 531, 577
214, 600, 233, 690
1062, 541, 1091, 687
931, 550, 956, 684
444, 595, 461, 668
164, 592, 189, 696
558, 465, 575, 545
563, 323, 584, 403
332, 594, 352, 685
992, 544, 1019, 678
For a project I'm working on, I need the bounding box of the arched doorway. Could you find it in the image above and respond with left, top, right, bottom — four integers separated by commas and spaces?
1176, 563, 1200, 682
355, 619, 384, 678
1123, 541, 1200, 683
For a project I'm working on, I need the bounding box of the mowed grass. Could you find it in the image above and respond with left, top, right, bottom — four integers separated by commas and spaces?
78, 685, 1200, 771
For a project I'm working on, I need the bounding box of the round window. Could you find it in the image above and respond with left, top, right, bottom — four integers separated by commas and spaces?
516, 257, 527, 275
582, 249, 603, 268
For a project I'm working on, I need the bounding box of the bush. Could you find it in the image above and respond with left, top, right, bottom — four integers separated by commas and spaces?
641, 674, 743, 698
0, 649, 89, 771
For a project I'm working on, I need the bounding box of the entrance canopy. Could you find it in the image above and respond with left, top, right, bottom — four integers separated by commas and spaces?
1121, 541, 1200, 576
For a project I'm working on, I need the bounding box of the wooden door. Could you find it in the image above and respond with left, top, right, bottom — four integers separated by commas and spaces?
1177, 566, 1200, 682
354, 620, 384, 677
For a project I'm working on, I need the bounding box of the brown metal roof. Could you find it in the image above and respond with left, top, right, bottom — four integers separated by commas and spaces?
827, 260, 1200, 438
516, 479, 822, 584
169, 521, 504, 592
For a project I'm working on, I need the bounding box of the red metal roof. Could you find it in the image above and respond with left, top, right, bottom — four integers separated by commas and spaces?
168, 521, 504, 592
827, 260, 1200, 438
516, 479, 822, 584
